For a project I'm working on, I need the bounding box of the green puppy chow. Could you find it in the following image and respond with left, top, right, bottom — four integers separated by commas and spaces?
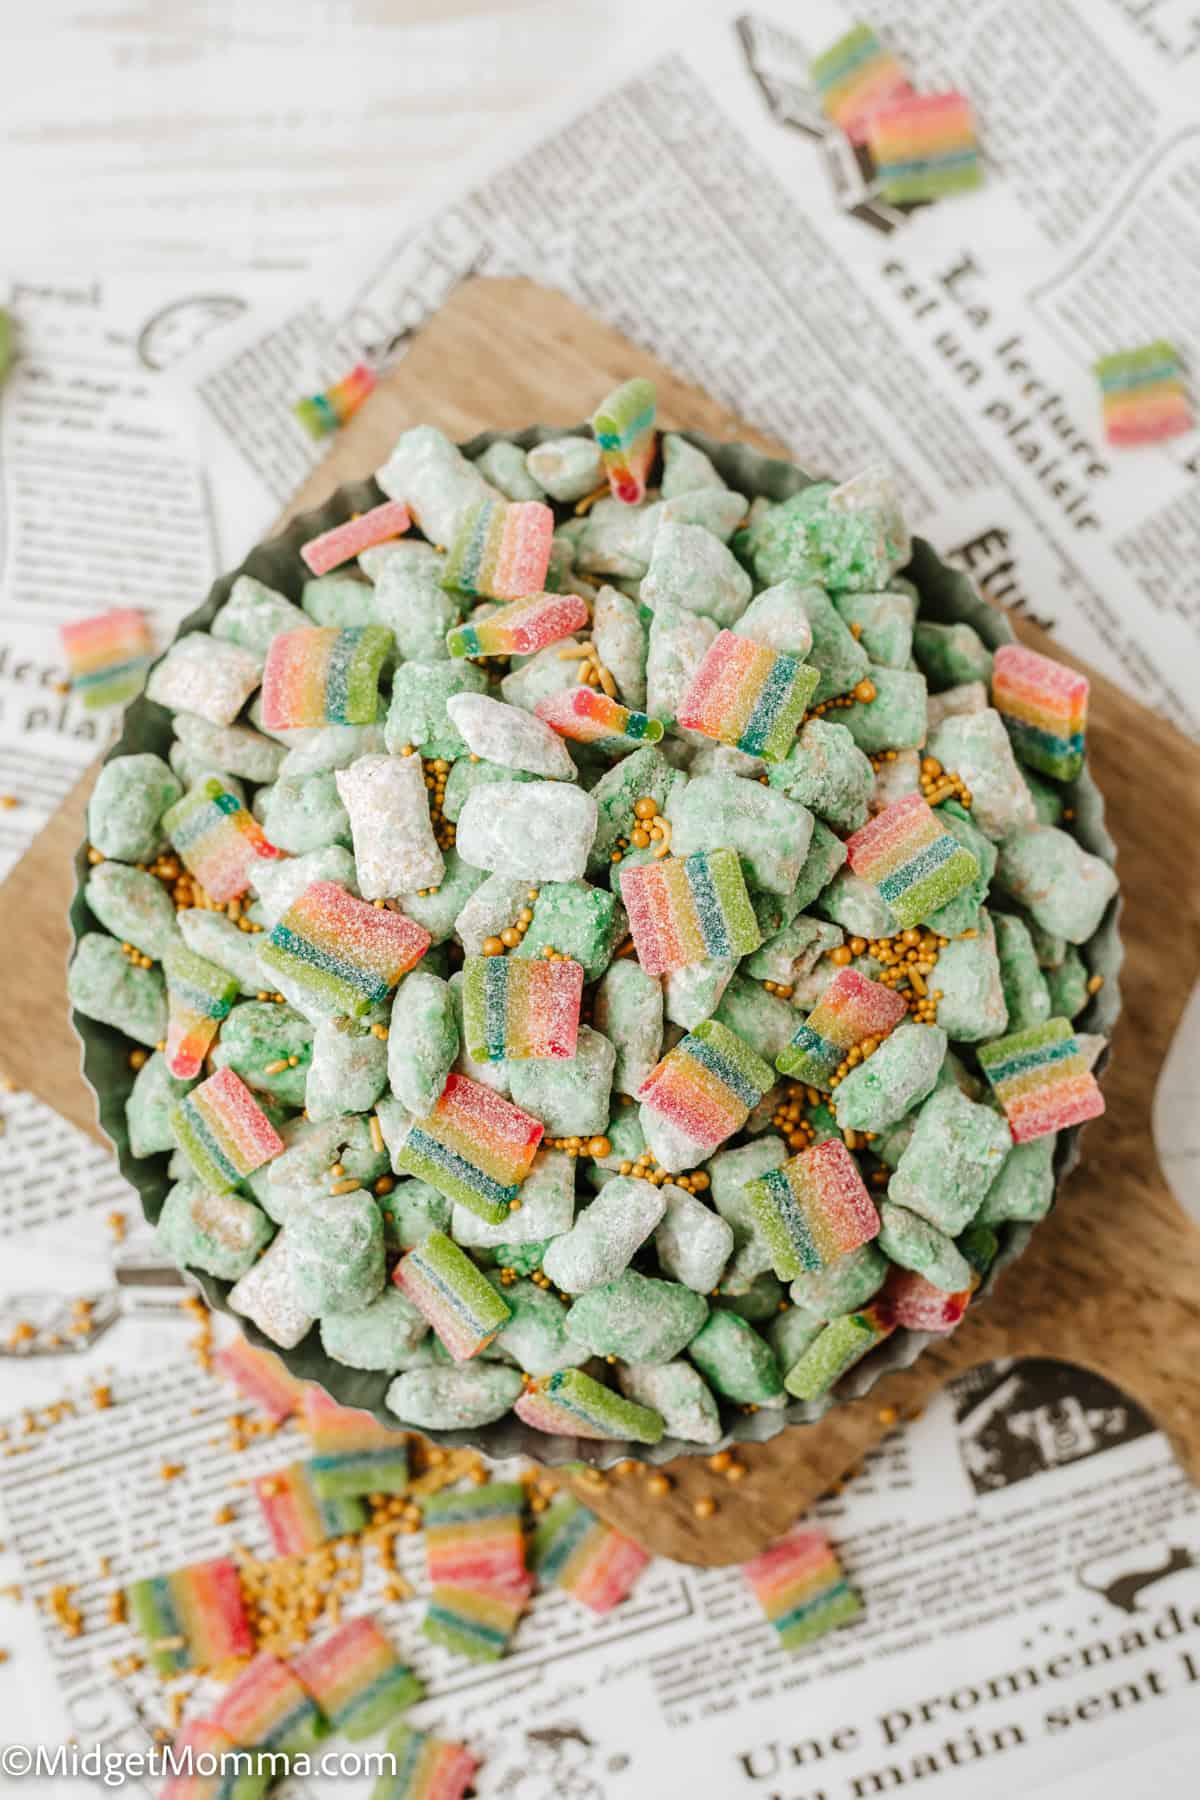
713, 974, 796, 1063
834, 1023, 947, 1133
978, 1136, 1056, 1225
1046, 945, 1091, 1019
279, 723, 384, 778
69, 934, 166, 1047
837, 667, 928, 754
992, 912, 1052, 1033
251, 845, 358, 928
791, 819, 849, 913
593, 959, 663, 1095
769, 719, 874, 833
300, 575, 376, 629
888, 1083, 1012, 1235
930, 909, 1008, 1042
257, 772, 351, 856
592, 584, 649, 709
508, 1025, 615, 1138
663, 952, 736, 1030
513, 880, 622, 978
378, 1178, 452, 1251
306, 1016, 389, 1122
877, 1201, 973, 1293
646, 603, 719, 725
85, 861, 180, 962
565, 1270, 708, 1364
788, 1242, 889, 1321
177, 909, 266, 994
617, 1360, 723, 1445
832, 588, 915, 668
475, 438, 545, 502
453, 1148, 575, 1249
485, 1276, 589, 1376
660, 432, 727, 497
912, 620, 993, 689
576, 494, 664, 580
927, 710, 1036, 841
156, 1181, 274, 1282
527, 434, 605, 502
767, 1305, 824, 1371
744, 915, 844, 989
993, 825, 1118, 945
387, 969, 458, 1117
210, 1001, 313, 1107
815, 868, 898, 939
374, 546, 460, 663
541, 1176, 665, 1294
320, 1288, 429, 1371
732, 579, 816, 660
146, 633, 262, 727
668, 771, 814, 897
287, 1189, 386, 1316
654, 1183, 734, 1293
87, 754, 181, 863
716, 1269, 785, 1322
212, 573, 307, 655
384, 659, 487, 760
386, 1363, 525, 1430
441, 756, 536, 824
500, 642, 583, 712
397, 848, 486, 947
173, 712, 286, 784
688, 1309, 784, 1405
660, 487, 748, 543
126, 1052, 196, 1158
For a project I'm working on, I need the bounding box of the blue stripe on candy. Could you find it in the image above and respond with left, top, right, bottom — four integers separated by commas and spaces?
325, 627, 365, 724
774, 1577, 856, 1638
403, 1128, 516, 1212
982, 1037, 1078, 1086
781, 1022, 839, 1076
684, 1035, 762, 1109
876, 832, 958, 903
876, 149, 978, 178
739, 655, 797, 756
535, 1502, 594, 1583
178, 1100, 239, 1186
684, 853, 732, 958
759, 1168, 821, 1272
267, 923, 386, 1004
484, 957, 509, 1061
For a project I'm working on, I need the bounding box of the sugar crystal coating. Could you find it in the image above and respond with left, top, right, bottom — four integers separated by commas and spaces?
301, 499, 411, 577
978, 1017, 1105, 1143
390, 1073, 543, 1224
591, 377, 657, 505
747, 1139, 880, 1280
171, 1067, 284, 1193
677, 629, 818, 762
992, 643, 1088, 782
441, 497, 554, 600
260, 624, 392, 730
742, 1525, 861, 1650
622, 849, 761, 975
846, 793, 979, 929
291, 1616, 422, 1739
447, 589, 588, 658
461, 954, 583, 1061
164, 776, 281, 903
259, 880, 430, 1019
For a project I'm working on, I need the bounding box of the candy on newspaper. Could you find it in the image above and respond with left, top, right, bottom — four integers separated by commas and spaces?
61, 607, 153, 709
374, 1723, 479, 1800
1094, 341, 1192, 447
531, 1493, 650, 1612
294, 362, 375, 439
254, 1461, 367, 1554
811, 23, 913, 143
867, 92, 982, 204
292, 1616, 423, 1738
96, 390, 1114, 1447
125, 1557, 252, 1675
210, 1651, 324, 1754
212, 1335, 307, 1422
742, 1525, 861, 1650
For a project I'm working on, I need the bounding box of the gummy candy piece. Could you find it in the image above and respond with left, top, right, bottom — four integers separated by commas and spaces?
377, 1723, 479, 1800
622, 850, 761, 976
394, 1229, 513, 1361
514, 1367, 664, 1442
991, 643, 1088, 782
391, 1072, 544, 1224
977, 1017, 1104, 1143
254, 1461, 366, 1555
160, 1721, 247, 1800
302, 1388, 409, 1499
591, 377, 657, 505
747, 1139, 880, 1280
460, 954, 583, 1061
530, 1493, 650, 1613
441, 498, 554, 600
877, 1265, 973, 1333
775, 967, 907, 1086
446, 590, 588, 657
60, 607, 153, 710
423, 1482, 528, 1590
211, 1651, 324, 1754
676, 629, 817, 762
125, 1556, 252, 1675
170, 1067, 284, 1193
294, 362, 376, 439
292, 1617, 423, 1740
1094, 341, 1192, 446
811, 23, 913, 144
867, 92, 981, 204
536, 686, 664, 747
164, 777, 281, 904
742, 1526, 861, 1650
638, 1019, 775, 1169
301, 499, 411, 575
783, 1302, 895, 1400
212, 1336, 306, 1423
846, 792, 979, 929
162, 944, 238, 1080
259, 880, 430, 1018
422, 1578, 533, 1662
260, 624, 392, 730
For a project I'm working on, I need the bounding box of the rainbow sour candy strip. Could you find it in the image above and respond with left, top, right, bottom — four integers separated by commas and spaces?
977, 1017, 1104, 1144
775, 967, 907, 1086
446, 591, 589, 658
441, 499, 554, 600
514, 1368, 664, 1443
620, 849, 762, 976
294, 363, 376, 440
163, 943, 239, 1080
747, 1138, 881, 1280
60, 607, 153, 709
675, 629, 818, 763
259, 880, 430, 1018
637, 1020, 775, 1162
422, 1578, 533, 1663
535, 686, 664, 747
530, 1493, 650, 1613
460, 954, 583, 1061
212, 1652, 325, 1754
1094, 341, 1192, 446
302, 1388, 410, 1499
301, 500, 412, 576
212, 1336, 307, 1423
784, 1303, 895, 1400
867, 92, 981, 204
254, 1462, 367, 1556
877, 1266, 973, 1334
591, 377, 657, 505
422, 1482, 528, 1591
742, 1526, 861, 1651
991, 642, 1088, 782
164, 777, 281, 905
259, 625, 392, 731
126, 1557, 251, 1676
393, 1230, 512, 1361
170, 1067, 284, 1193
376, 1723, 479, 1800
292, 1617, 423, 1740
846, 792, 980, 929
811, 24, 914, 144
392, 1072, 543, 1223
161, 1721, 250, 1800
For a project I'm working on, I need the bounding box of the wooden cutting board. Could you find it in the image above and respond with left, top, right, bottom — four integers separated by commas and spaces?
3, 278, 1198, 1566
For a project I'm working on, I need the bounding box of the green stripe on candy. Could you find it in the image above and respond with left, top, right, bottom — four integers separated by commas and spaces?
783, 1306, 893, 1401
749, 1167, 822, 1279
169, 1096, 240, 1192
126, 1577, 187, 1675
260, 923, 388, 1014
397, 1127, 514, 1224
775, 1579, 861, 1648
876, 838, 978, 928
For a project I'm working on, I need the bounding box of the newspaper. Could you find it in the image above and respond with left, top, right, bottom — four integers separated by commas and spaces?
2, 3, 1199, 1794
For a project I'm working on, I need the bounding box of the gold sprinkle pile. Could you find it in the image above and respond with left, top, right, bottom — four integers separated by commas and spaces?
610, 794, 671, 866
481, 888, 540, 957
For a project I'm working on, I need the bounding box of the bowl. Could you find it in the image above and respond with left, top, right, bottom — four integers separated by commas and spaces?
69, 427, 1123, 1464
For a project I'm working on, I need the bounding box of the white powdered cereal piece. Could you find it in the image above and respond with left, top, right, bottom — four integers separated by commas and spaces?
227, 1234, 314, 1348
653, 1184, 734, 1292
617, 1360, 723, 1444
452, 1148, 576, 1247
592, 584, 647, 709
454, 874, 533, 955
147, 634, 262, 727
376, 425, 502, 548
926, 680, 988, 731
641, 521, 751, 627
335, 753, 444, 898
445, 693, 576, 779
456, 781, 598, 882
928, 709, 1037, 841
527, 435, 605, 502
541, 1177, 667, 1293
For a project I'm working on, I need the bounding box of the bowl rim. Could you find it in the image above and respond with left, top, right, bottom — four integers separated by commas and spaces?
69, 425, 1124, 1465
